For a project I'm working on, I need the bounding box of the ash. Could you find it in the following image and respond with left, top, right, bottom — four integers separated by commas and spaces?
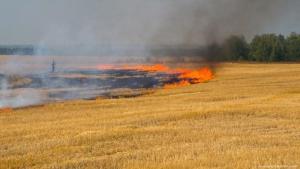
0, 69, 178, 108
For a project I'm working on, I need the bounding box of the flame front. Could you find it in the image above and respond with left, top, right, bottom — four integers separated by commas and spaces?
97, 64, 214, 89
179, 67, 213, 83
98, 64, 169, 72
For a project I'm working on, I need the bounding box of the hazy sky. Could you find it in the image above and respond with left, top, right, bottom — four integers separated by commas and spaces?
0, 0, 299, 46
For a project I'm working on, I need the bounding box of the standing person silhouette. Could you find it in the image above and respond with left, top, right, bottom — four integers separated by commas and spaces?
51, 60, 56, 73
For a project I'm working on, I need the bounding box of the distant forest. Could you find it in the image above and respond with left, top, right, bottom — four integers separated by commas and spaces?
0, 45, 35, 55
208, 32, 300, 62
0, 32, 300, 62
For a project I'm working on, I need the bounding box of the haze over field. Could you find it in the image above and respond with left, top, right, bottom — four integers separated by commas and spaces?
0, 0, 300, 48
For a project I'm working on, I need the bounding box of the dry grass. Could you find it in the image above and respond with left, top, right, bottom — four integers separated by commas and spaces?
0, 63, 300, 169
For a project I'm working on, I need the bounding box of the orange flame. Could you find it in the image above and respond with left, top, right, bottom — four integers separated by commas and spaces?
0, 107, 13, 113
97, 64, 214, 89
164, 80, 191, 89
98, 64, 169, 72
163, 67, 213, 89
179, 67, 213, 83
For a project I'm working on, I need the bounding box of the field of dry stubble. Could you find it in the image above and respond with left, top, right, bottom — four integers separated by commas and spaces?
0, 63, 300, 169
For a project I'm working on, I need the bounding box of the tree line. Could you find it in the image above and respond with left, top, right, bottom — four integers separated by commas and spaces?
207, 32, 300, 62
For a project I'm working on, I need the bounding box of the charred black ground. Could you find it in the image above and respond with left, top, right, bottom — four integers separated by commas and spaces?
0, 69, 183, 108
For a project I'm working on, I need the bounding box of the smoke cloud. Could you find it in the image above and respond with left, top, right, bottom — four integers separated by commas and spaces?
0, 0, 298, 47
150, 0, 296, 46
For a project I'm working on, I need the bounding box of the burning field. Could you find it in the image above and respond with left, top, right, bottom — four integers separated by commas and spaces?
1, 0, 300, 168
1, 63, 300, 169
96, 64, 213, 88
0, 63, 213, 108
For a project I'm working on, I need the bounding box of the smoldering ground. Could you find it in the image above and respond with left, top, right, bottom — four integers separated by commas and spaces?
0, 68, 181, 108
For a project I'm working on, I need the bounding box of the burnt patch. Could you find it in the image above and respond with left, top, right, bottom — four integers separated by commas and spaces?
0, 69, 180, 108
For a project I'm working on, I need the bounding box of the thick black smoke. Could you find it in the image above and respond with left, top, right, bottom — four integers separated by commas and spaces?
144, 0, 296, 64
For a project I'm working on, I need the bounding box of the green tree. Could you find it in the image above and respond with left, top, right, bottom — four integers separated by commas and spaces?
270, 34, 286, 61
286, 32, 300, 61
250, 34, 283, 61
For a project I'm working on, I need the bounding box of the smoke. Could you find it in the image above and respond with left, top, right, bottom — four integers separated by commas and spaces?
1, 0, 297, 48
28, 0, 296, 59
0, 77, 8, 108
0, 74, 45, 108
0, 88, 44, 108
150, 0, 294, 46
0, 0, 299, 108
